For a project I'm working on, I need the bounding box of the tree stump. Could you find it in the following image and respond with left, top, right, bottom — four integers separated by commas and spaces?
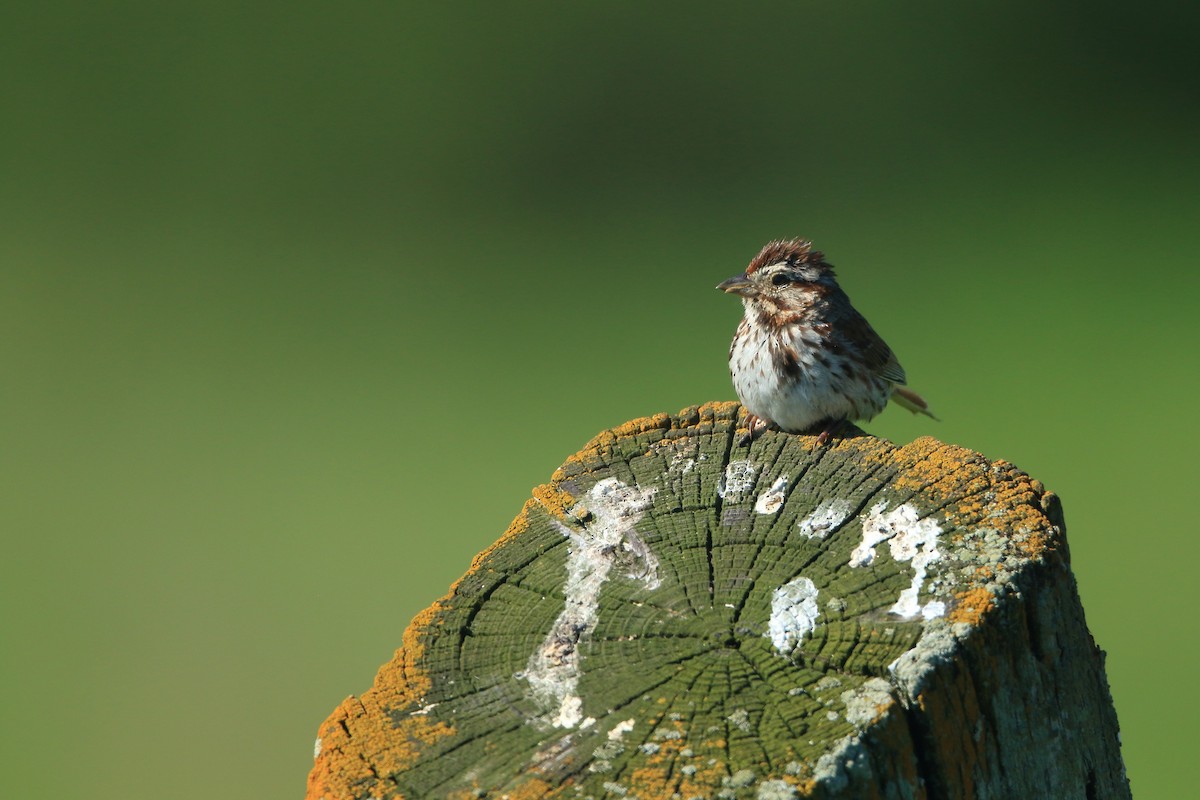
307, 402, 1129, 800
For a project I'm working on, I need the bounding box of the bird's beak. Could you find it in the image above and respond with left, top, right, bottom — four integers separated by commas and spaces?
717, 273, 755, 297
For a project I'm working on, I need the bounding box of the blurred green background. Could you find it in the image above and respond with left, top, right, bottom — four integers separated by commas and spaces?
2, 2, 1195, 797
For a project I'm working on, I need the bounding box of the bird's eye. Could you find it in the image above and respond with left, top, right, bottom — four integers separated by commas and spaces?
771, 273, 790, 286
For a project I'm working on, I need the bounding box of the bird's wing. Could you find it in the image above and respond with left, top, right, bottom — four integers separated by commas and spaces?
838, 307, 908, 385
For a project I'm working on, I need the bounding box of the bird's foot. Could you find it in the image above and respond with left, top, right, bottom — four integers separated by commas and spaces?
814, 418, 849, 447
738, 413, 769, 446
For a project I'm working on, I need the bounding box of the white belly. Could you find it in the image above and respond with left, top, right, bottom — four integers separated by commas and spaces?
728, 324, 890, 432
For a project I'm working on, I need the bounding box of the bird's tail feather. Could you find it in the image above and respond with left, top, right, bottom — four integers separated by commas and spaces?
892, 386, 939, 420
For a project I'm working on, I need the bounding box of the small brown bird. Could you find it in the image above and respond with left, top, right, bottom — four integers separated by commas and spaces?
718, 238, 936, 444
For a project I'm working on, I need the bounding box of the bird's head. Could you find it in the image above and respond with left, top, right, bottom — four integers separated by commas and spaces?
716, 238, 837, 302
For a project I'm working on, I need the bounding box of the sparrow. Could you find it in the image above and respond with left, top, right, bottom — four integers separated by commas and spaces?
718, 238, 935, 444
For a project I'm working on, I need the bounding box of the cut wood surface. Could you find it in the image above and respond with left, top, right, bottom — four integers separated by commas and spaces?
307, 402, 1129, 800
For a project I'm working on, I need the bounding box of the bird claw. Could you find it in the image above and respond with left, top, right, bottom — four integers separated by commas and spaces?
738, 413, 768, 446
814, 418, 848, 447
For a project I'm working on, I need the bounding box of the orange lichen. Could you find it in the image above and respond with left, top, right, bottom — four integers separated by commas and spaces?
889, 438, 986, 502
559, 402, 740, 474
861, 696, 897, 728
619, 717, 731, 799
689, 399, 740, 422
309, 569, 466, 798
876, 437, 1059, 564
795, 777, 820, 795
496, 777, 559, 799
646, 433, 697, 461
854, 435, 899, 465
627, 761, 682, 797
531, 482, 576, 522
973, 464, 1057, 558
308, 594, 458, 798
950, 587, 997, 626
465, 499, 532, 574
946, 461, 1058, 561
671, 755, 731, 798
560, 412, 673, 471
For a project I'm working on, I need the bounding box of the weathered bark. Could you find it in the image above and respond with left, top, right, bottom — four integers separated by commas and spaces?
307, 402, 1128, 800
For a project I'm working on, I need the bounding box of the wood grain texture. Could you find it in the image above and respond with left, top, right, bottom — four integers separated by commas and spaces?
307, 402, 1128, 800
